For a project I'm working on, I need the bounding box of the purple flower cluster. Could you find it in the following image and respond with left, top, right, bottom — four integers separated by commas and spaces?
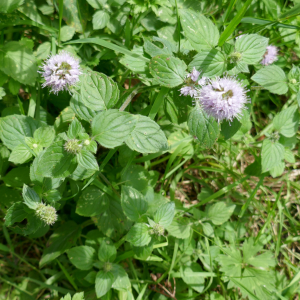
41, 51, 81, 94
179, 68, 207, 98
197, 77, 249, 122
261, 45, 278, 66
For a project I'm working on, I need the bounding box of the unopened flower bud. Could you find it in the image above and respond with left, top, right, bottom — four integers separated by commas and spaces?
103, 262, 112, 272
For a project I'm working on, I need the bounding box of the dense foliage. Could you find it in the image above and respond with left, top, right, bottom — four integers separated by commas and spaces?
0, 0, 300, 299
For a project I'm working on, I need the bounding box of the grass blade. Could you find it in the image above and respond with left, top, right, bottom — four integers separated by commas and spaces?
64, 38, 149, 62
218, 0, 253, 46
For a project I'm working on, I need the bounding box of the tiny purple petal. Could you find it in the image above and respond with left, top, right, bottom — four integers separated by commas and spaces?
187, 67, 200, 82
180, 86, 193, 96
40, 51, 81, 94
197, 77, 249, 122
261, 45, 278, 66
198, 77, 208, 86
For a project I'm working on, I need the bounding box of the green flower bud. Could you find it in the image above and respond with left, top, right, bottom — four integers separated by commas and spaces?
230, 52, 242, 63
149, 223, 165, 236
64, 139, 82, 154
35, 203, 58, 225
103, 262, 113, 272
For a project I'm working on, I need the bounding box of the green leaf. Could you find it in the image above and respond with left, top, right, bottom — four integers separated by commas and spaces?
0, 186, 22, 208
273, 105, 300, 137
279, 3, 300, 19
216, 246, 242, 277
77, 150, 99, 171
76, 186, 109, 217
121, 186, 148, 221
67, 118, 83, 140
54, 106, 76, 134
35, 141, 78, 178
126, 223, 151, 247
166, 219, 191, 239
67, 246, 96, 270
207, 202, 236, 225
95, 270, 114, 298
92, 110, 136, 148
261, 139, 285, 173
92, 10, 109, 30
70, 93, 97, 122
0, 115, 39, 150
269, 161, 285, 178
221, 118, 242, 140
34, 126, 56, 147
0, 0, 23, 13
188, 50, 227, 77
60, 25, 75, 42
86, 0, 105, 9
144, 37, 175, 57
120, 47, 148, 73
9, 144, 32, 164
179, 9, 219, 51
22, 184, 40, 209
149, 55, 186, 88
40, 221, 81, 267
111, 264, 131, 291
98, 239, 117, 262
4, 202, 29, 227
0, 41, 37, 85
3, 166, 30, 187
284, 148, 295, 163
187, 107, 219, 148
125, 115, 168, 153
251, 65, 288, 95
218, 0, 252, 47
154, 202, 175, 227
235, 34, 268, 65
80, 71, 119, 111
201, 222, 214, 237
181, 263, 205, 293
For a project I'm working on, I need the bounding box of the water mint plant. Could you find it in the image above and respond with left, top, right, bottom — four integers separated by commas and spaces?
0, 0, 299, 299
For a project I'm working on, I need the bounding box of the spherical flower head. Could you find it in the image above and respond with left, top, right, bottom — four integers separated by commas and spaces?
197, 77, 249, 122
64, 139, 82, 154
149, 223, 165, 236
103, 262, 113, 272
179, 68, 203, 98
179, 86, 198, 97
41, 51, 81, 94
261, 45, 278, 66
36, 203, 58, 225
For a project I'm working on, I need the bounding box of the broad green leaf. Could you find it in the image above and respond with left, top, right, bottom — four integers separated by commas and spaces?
189, 50, 227, 77
207, 202, 236, 225
149, 55, 186, 88
92, 110, 136, 148
269, 161, 285, 178
168, 131, 194, 157
251, 65, 288, 95
280, 3, 300, 19
187, 107, 219, 148
33, 126, 55, 147
70, 93, 97, 122
273, 105, 299, 137
261, 139, 285, 173
121, 186, 148, 221
0, 0, 23, 13
3, 166, 30, 187
86, 0, 106, 9
69, 164, 96, 181
77, 150, 99, 171
9, 144, 32, 164
284, 148, 295, 163
221, 118, 242, 140
0, 186, 22, 208
126, 223, 151, 247
54, 107, 76, 134
34, 42, 51, 60
154, 202, 175, 227
132, 240, 154, 260
67, 118, 83, 140
4, 202, 28, 227
80, 71, 119, 111
235, 34, 269, 64
76, 186, 109, 217
125, 115, 168, 153
144, 37, 175, 57
0, 115, 39, 150
0, 41, 37, 85
67, 246, 96, 270
40, 221, 81, 267
111, 264, 131, 291
95, 270, 114, 298
92, 10, 109, 30
166, 219, 191, 239
179, 9, 219, 51
60, 25, 75, 42
22, 184, 40, 209
201, 222, 214, 237
98, 239, 117, 262
216, 246, 242, 277
120, 47, 148, 73
35, 141, 78, 178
